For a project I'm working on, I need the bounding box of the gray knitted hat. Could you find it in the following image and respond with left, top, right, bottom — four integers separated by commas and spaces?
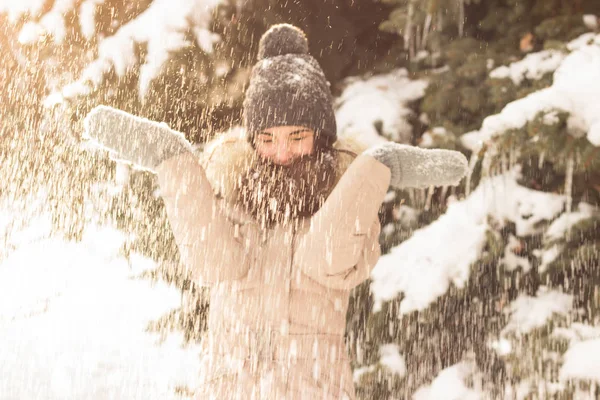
243, 24, 337, 148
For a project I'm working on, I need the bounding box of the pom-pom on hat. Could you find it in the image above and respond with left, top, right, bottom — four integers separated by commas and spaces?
243, 24, 337, 148
257, 24, 309, 59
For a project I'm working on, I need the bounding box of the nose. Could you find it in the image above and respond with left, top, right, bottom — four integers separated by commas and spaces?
273, 142, 292, 165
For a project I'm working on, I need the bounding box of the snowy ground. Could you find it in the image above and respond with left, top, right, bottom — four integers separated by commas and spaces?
0, 208, 201, 400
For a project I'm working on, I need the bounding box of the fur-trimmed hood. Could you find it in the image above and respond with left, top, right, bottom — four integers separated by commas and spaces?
199, 128, 368, 205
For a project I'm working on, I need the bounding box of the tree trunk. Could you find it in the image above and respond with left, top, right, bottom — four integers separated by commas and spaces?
458, 0, 465, 37
404, 0, 416, 59
422, 13, 432, 50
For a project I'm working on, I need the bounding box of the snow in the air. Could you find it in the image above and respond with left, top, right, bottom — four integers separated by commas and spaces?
335, 68, 428, 147
489, 49, 566, 85
3, 4, 600, 396
0, 212, 201, 399
462, 33, 600, 149
370, 169, 565, 314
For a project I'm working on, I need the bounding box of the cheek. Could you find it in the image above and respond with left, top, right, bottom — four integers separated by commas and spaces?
255, 143, 274, 158
295, 137, 314, 155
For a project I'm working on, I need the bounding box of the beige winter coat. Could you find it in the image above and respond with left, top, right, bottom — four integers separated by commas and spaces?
155, 132, 391, 399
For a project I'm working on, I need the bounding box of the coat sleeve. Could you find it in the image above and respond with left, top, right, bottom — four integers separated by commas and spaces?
294, 154, 391, 290
155, 152, 252, 285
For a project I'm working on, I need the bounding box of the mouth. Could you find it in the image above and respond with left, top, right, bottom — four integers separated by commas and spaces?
259, 156, 303, 168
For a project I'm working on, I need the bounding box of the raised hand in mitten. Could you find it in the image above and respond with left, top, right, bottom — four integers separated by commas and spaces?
83, 105, 193, 172
364, 142, 468, 189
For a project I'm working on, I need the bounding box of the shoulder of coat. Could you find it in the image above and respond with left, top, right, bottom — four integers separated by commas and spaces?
332, 136, 368, 176
200, 128, 253, 201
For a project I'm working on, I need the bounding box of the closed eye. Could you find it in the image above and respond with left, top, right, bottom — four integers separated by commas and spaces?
290, 128, 312, 141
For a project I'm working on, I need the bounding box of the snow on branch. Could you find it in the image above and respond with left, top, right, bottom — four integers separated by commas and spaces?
0, 0, 47, 23
17, 0, 80, 45
79, 0, 105, 40
489, 49, 566, 86
44, 0, 223, 106
379, 344, 406, 377
502, 287, 573, 336
567, 31, 600, 51
335, 69, 428, 147
544, 203, 597, 243
560, 338, 600, 384
370, 169, 565, 314
462, 32, 600, 150
413, 360, 483, 400
556, 322, 600, 384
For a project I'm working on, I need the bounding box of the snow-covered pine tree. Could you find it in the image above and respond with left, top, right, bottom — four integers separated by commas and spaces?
352, 0, 600, 398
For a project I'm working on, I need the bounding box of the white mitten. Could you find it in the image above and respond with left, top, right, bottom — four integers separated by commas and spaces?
83, 105, 192, 172
364, 142, 468, 189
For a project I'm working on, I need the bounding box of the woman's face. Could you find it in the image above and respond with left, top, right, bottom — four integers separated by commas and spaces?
254, 125, 315, 166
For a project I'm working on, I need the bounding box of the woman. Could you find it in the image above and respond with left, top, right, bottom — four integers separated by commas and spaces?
85, 24, 468, 400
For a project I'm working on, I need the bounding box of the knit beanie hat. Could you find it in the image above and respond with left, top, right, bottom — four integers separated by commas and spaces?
243, 24, 337, 147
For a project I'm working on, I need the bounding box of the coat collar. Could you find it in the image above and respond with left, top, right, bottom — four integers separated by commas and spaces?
199, 128, 367, 205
